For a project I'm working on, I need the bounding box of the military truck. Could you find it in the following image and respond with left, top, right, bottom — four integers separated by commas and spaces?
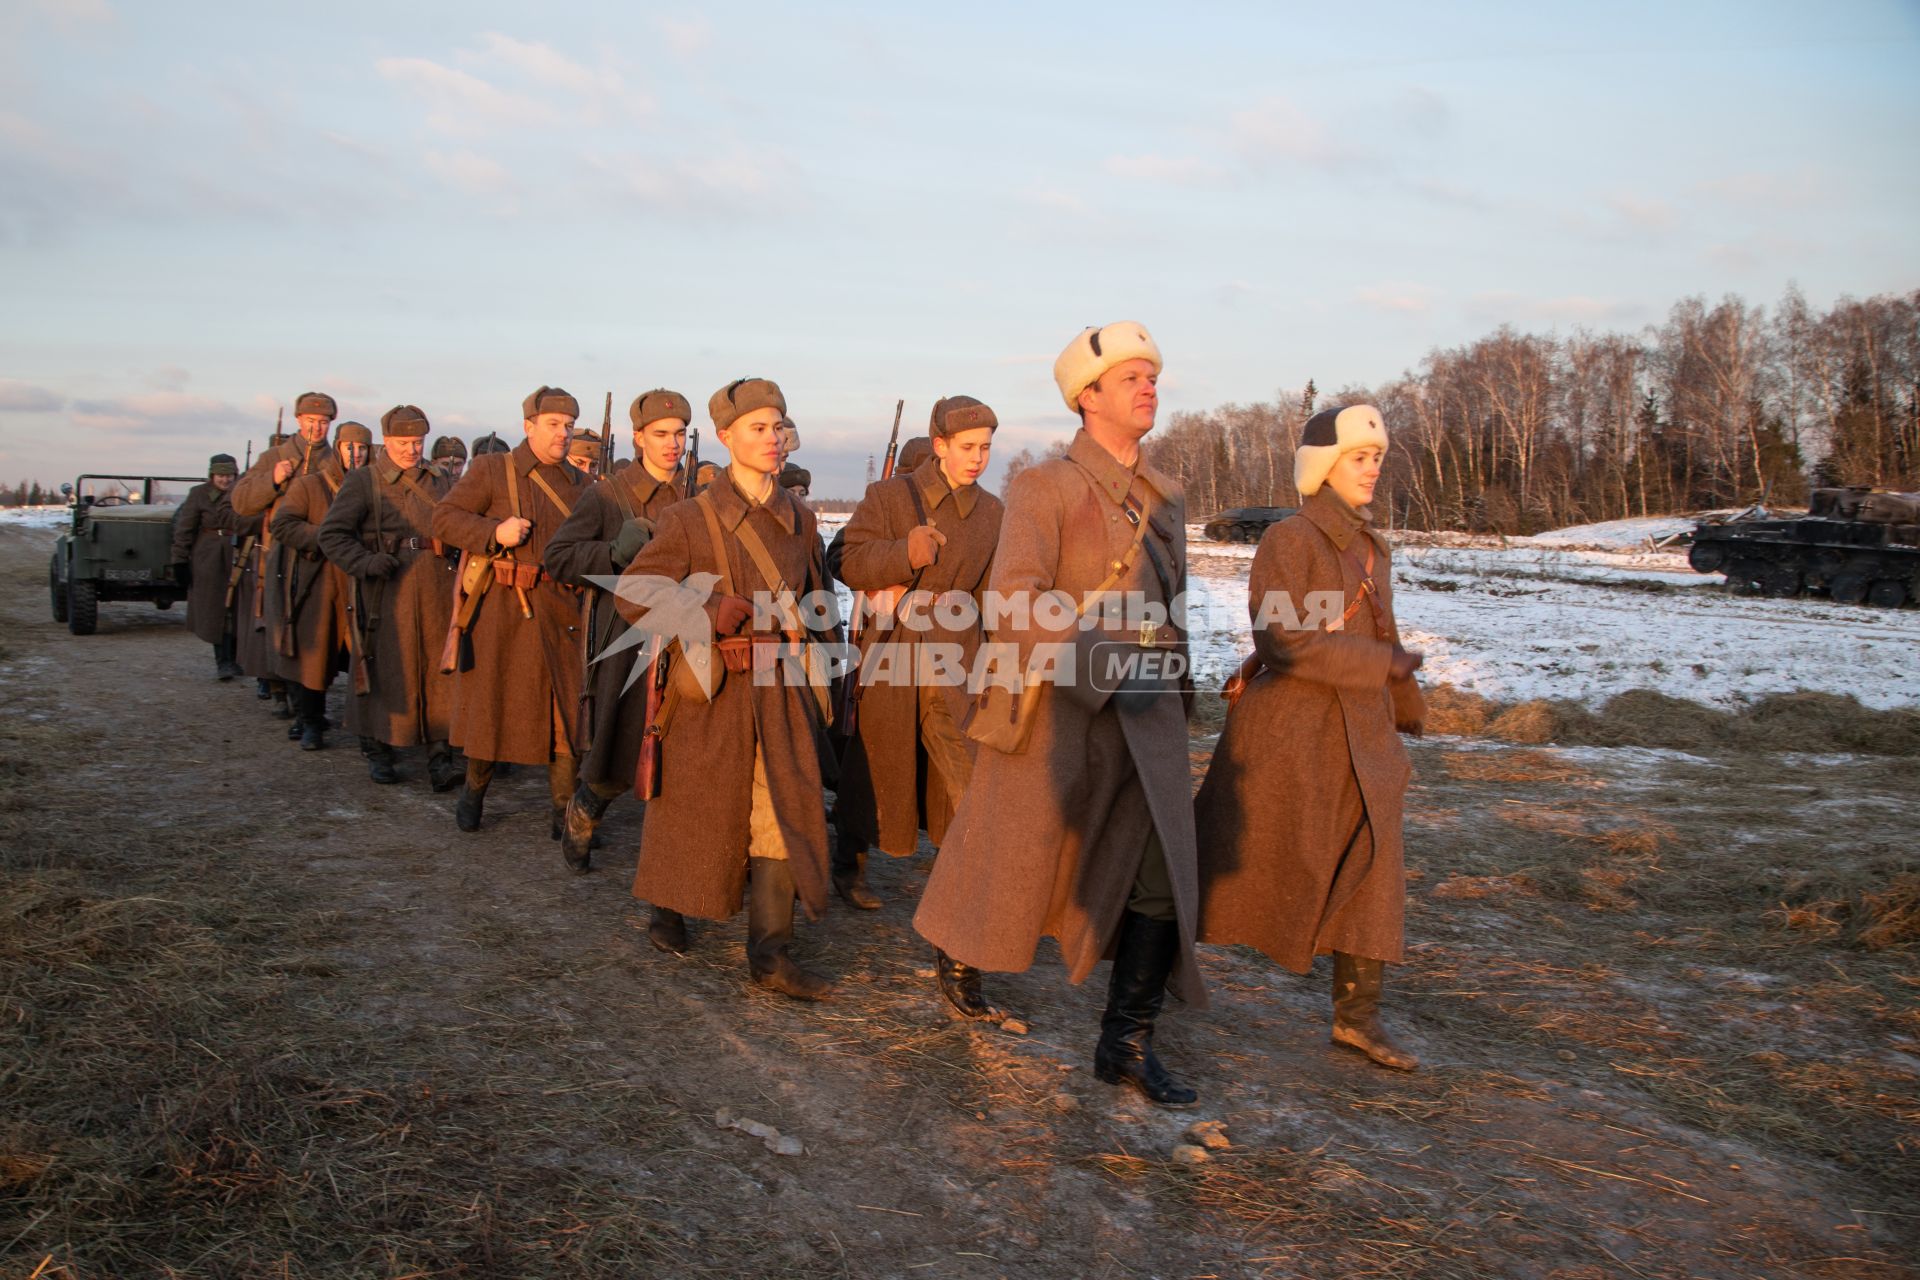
50, 473, 202, 634
1688, 486, 1920, 607
1202, 506, 1297, 544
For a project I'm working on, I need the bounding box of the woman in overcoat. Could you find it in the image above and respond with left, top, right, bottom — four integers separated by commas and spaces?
1193, 404, 1426, 1070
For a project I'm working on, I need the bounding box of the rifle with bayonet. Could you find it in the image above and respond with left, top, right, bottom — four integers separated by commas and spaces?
835, 399, 904, 736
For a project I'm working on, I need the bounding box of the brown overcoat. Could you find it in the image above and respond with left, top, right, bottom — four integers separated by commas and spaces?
832, 458, 1002, 857
268, 463, 353, 691
1193, 489, 1425, 972
613, 475, 838, 922
232, 438, 336, 681
912, 430, 1207, 1006
543, 463, 687, 789
431, 442, 587, 766
318, 459, 457, 746
169, 482, 240, 646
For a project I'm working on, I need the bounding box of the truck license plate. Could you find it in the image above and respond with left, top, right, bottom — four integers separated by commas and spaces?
102, 568, 151, 580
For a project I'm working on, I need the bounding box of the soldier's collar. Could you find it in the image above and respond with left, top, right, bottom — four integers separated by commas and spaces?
1068, 427, 1174, 508
706, 469, 797, 534
1302, 488, 1372, 550
913, 456, 976, 519
624, 463, 680, 505
510, 440, 577, 484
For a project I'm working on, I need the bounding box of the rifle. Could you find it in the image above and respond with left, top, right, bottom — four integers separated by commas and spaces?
635, 427, 703, 799
835, 399, 905, 736
225, 534, 257, 610
578, 393, 615, 735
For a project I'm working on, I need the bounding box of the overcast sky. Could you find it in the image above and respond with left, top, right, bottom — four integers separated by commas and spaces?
2, 0, 1915, 494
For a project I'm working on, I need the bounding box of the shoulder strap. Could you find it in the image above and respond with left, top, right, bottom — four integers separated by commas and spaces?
694, 491, 735, 596
611, 472, 639, 521
322, 472, 341, 499
1329, 534, 1388, 637
733, 515, 805, 634
904, 474, 928, 527
396, 469, 439, 513
1065, 459, 1152, 619
529, 466, 573, 520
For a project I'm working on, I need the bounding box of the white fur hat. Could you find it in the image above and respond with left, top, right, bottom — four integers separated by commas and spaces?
1052, 321, 1162, 413
1294, 404, 1388, 497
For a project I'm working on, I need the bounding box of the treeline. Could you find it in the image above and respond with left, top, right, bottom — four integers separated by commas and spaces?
1125, 286, 1919, 534
0, 481, 57, 506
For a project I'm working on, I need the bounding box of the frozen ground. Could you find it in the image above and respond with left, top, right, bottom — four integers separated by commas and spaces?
0, 506, 70, 530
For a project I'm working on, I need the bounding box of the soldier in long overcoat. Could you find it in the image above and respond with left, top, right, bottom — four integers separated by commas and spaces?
1194, 404, 1427, 1071
269, 421, 370, 750
432, 386, 588, 838
169, 453, 243, 679
543, 389, 691, 872
613, 377, 841, 1001
232, 391, 338, 720
914, 323, 1205, 1107
318, 405, 460, 790
833, 396, 1007, 1020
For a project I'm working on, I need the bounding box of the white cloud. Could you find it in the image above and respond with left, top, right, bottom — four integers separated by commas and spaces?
655, 17, 712, 58
1357, 283, 1435, 314
1229, 96, 1349, 169
1103, 153, 1226, 186
1466, 291, 1643, 328
68, 391, 257, 436
0, 379, 64, 412
425, 147, 513, 195
376, 56, 564, 136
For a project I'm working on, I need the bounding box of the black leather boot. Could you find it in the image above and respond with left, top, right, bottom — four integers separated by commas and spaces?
255, 678, 272, 701
547, 757, 579, 841
426, 742, 461, 793
1331, 953, 1419, 1071
366, 740, 398, 784
647, 905, 689, 955
1093, 911, 1198, 1108
830, 827, 881, 910
560, 780, 613, 874
269, 681, 293, 719
455, 758, 493, 833
747, 857, 833, 1001
935, 947, 1009, 1023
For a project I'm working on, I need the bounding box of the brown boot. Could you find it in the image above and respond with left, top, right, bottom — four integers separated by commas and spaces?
455, 758, 493, 833
647, 905, 689, 955
1331, 953, 1419, 1071
831, 830, 881, 911
747, 857, 834, 1001
560, 780, 613, 874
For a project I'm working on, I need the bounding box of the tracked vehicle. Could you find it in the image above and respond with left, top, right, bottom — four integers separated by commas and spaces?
1688, 487, 1920, 607
1202, 506, 1297, 544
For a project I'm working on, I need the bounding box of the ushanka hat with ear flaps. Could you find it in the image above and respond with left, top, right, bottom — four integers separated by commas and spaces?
430, 435, 466, 460
1052, 321, 1161, 413
471, 433, 511, 456
380, 405, 430, 437
208, 454, 238, 477
294, 391, 337, 420
707, 378, 786, 430
929, 395, 998, 439
522, 386, 581, 420
896, 436, 934, 474
568, 428, 605, 459
334, 421, 374, 446
630, 389, 693, 430
1293, 404, 1388, 497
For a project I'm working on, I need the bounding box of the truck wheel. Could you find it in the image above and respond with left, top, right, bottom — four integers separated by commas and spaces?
50, 553, 68, 622
68, 579, 98, 635
1868, 579, 1908, 609
1830, 573, 1869, 606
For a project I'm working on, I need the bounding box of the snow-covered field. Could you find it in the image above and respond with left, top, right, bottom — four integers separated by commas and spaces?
0, 506, 70, 530
1189, 520, 1920, 711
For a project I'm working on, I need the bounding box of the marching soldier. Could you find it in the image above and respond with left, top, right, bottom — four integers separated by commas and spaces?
232, 391, 338, 722
318, 405, 462, 790
613, 378, 840, 1000
566, 428, 606, 481
169, 453, 244, 680
432, 386, 588, 836
543, 388, 691, 872
1194, 404, 1426, 1071
832, 397, 1007, 1022
269, 420, 371, 750
471, 432, 512, 458
430, 435, 468, 483
914, 323, 1205, 1107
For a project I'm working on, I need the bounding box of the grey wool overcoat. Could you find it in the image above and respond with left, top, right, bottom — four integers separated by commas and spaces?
1193, 489, 1425, 972
169, 482, 240, 646
912, 429, 1207, 1007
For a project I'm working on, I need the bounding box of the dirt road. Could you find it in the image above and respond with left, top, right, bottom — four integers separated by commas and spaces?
3, 522, 1915, 1279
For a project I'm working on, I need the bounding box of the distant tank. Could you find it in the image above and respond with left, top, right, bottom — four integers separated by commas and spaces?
1203, 506, 1297, 544
1688, 487, 1920, 607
